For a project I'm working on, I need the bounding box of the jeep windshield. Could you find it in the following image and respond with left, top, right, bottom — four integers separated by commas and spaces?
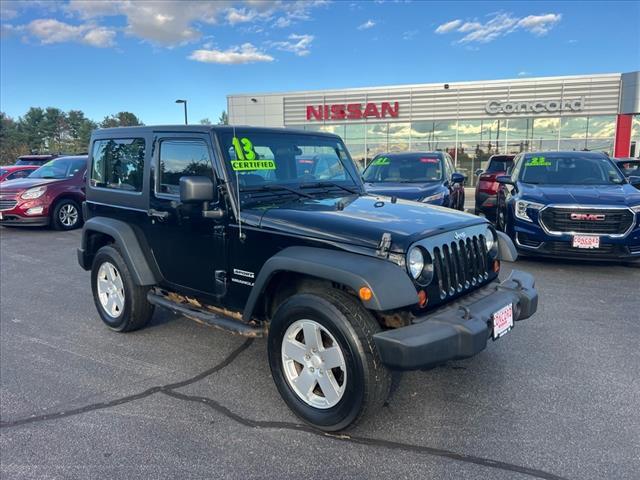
218, 130, 360, 202
362, 153, 443, 183
519, 153, 625, 185
29, 157, 86, 179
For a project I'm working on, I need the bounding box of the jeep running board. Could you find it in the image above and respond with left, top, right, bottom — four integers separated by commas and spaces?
147, 290, 265, 338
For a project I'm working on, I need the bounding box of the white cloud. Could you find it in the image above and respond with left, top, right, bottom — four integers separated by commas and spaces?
188, 43, 273, 64
435, 19, 462, 34
63, 1, 327, 47
517, 13, 562, 35
83, 26, 116, 47
358, 19, 376, 30
26, 18, 116, 47
435, 12, 562, 44
270, 33, 314, 56
517, 71, 532, 76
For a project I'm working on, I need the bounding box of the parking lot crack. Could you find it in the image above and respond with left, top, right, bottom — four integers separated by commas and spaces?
0, 338, 254, 429
161, 389, 570, 480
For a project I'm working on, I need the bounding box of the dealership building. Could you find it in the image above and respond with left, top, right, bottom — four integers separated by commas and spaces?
228, 71, 640, 184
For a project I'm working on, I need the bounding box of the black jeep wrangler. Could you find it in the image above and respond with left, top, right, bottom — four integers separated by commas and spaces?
78, 126, 538, 431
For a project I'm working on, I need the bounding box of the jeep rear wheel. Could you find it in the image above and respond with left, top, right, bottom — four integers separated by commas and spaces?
268, 289, 391, 431
91, 245, 154, 332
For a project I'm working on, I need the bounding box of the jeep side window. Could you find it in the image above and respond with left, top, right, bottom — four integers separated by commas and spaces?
91, 138, 145, 192
158, 140, 213, 196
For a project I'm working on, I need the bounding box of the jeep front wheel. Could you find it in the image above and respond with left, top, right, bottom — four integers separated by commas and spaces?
91, 245, 154, 332
268, 289, 391, 431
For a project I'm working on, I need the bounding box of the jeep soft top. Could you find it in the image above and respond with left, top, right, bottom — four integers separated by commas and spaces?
78, 125, 538, 431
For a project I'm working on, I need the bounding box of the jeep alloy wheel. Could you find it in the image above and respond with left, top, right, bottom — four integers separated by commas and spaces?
281, 319, 347, 409
96, 261, 125, 318
91, 245, 154, 332
268, 290, 391, 431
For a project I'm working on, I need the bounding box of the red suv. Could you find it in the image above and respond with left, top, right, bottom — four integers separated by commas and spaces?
0, 165, 39, 182
0, 155, 87, 230
474, 154, 515, 220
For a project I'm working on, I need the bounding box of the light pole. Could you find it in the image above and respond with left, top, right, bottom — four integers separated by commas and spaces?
175, 99, 188, 125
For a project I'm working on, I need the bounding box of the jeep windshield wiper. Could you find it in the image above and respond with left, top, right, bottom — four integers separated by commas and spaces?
300, 181, 359, 194
243, 184, 314, 199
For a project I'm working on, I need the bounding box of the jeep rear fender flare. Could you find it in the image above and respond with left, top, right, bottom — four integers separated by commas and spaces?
242, 246, 418, 321
81, 217, 159, 286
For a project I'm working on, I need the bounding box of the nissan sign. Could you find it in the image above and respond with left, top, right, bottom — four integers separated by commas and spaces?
485, 97, 584, 114
306, 102, 399, 121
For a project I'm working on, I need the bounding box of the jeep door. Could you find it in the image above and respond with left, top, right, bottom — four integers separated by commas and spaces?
144, 133, 227, 297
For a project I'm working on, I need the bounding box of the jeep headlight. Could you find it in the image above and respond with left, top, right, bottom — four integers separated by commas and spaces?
515, 200, 544, 222
421, 191, 445, 203
21, 186, 47, 200
632, 205, 640, 214
484, 227, 498, 255
407, 247, 424, 279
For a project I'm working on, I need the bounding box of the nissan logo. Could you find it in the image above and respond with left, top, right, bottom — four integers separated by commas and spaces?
570, 213, 605, 221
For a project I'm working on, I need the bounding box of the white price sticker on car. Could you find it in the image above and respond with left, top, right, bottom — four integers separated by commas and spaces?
492, 303, 513, 340
572, 235, 599, 249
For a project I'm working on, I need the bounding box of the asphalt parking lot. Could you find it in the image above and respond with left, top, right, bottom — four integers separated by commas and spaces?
1, 226, 639, 480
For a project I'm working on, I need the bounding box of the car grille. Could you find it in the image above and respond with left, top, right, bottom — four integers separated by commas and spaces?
0, 199, 17, 211
539, 207, 634, 236
0, 189, 20, 211
432, 235, 490, 300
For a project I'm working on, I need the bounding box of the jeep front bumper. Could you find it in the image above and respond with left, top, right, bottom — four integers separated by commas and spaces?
373, 269, 537, 370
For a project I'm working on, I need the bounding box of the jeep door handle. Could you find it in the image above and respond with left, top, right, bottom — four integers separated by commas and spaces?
148, 209, 170, 219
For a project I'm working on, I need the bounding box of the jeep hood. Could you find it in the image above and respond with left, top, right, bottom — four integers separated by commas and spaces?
521, 183, 640, 207
255, 194, 485, 252
364, 182, 443, 201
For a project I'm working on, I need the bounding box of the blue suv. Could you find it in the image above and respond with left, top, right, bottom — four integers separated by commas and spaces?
362, 152, 466, 210
495, 151, 640, 262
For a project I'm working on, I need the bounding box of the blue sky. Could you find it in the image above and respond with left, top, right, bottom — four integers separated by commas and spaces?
1, 0, 638, 125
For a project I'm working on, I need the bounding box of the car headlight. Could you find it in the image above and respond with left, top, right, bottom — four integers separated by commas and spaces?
484, 227, 498, 254
515, 200, 544, 222
20, 186, 47, 200
407, 247, 424, 279
421, 191, 445, 203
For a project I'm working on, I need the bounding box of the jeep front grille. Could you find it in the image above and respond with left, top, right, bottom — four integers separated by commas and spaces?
432, 235, 489, 299
539, 207, 634, 236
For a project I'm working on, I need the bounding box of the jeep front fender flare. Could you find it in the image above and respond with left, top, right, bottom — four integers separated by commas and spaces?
242, 246, 418, 321
78, 217, 159, 286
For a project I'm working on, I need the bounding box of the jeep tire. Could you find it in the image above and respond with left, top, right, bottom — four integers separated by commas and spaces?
268, 289, 391, 431
91, 245, 154, 332
52, 199, 82, 231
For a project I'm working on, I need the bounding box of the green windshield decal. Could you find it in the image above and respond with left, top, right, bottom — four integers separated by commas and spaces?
232, 136, 256, 161
526, 156, 551, 167
231, 160, 276, 171
231, 136, 276, 171
372, 156, 390, 166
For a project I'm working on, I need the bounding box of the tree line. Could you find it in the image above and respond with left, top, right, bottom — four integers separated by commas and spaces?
0, 108, 228, 166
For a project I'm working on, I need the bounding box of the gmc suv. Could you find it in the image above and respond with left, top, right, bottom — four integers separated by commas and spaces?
77, 126, 539, 431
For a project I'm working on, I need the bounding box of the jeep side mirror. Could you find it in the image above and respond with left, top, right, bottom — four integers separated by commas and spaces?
451, 172, 466, 184
496, 175, 515, 186
179, 176, 224, 219
180, 176, 215, 203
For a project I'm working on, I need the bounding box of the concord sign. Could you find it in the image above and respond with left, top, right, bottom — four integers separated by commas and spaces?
485, 97, 584, 115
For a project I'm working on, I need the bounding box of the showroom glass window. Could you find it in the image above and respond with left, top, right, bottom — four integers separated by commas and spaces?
157, 140, 213, 196
91, 138, 145, 191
